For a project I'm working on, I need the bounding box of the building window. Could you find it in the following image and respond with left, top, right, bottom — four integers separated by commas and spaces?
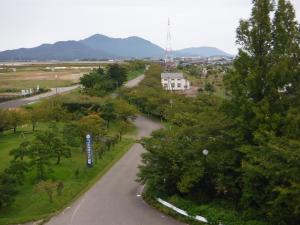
163, 84, 168, 88
171, 83, 175, 88
171, 79, 175, 81
164, 79, 168, 81
177, 83, 181, 88
177, 79, 181, 81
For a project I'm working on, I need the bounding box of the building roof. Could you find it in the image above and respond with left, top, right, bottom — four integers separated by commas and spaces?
161, 73, 184, 79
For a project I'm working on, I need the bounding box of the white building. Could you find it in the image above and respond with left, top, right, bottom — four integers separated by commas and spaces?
161, 73, 190, 91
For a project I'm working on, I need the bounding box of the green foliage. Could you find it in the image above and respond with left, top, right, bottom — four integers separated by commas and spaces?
223, 0, 300, 223
9, 141, 30, 161
107, 63, 127, 87
101, 102, 116, 128
0, 172, 17, 209
80, 64, 127, 96
134, 2, 300, 223
56, 181, 64, 196
5, 160, 28, 185
35, 180, 57, 203
4, 109, 27, 133
39, 97, 68, 122
63, 123, 82, 147
204, 83, 215, 93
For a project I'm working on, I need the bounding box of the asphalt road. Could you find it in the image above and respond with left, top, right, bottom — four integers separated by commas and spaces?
124, 75, 145, 88
0, 74, 144, 109
46, 115, 183, 225
0, 85, 79, 109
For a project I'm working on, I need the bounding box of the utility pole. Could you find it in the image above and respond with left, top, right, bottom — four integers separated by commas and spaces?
55, 74, 58, 94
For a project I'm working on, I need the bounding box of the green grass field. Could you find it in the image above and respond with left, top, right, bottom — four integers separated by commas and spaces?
0, 123, 135, 225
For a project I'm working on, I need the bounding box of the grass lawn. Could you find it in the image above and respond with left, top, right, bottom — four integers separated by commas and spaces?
127, 69, 144, 81
0, 123, 50, 172
0, 122, 136, 225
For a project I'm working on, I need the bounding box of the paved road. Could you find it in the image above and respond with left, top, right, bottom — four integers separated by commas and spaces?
0, 85, 79, 109
124, 75, 145, 88
0, 74, 144, 109
46, 115, 183, 225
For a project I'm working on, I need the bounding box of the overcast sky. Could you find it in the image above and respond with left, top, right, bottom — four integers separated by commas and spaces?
1, 0, 300, 54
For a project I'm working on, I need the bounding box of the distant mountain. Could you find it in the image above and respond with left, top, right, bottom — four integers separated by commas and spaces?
174, 47, 232, 58
80, 34, 164, 58
0, 34, 232, 61
0, 41, 113, 61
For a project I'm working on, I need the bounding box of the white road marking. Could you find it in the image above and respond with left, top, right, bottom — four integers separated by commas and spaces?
69, 198, 85, 225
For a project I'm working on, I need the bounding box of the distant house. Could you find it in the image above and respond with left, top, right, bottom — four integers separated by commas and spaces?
161, 73, 190, 91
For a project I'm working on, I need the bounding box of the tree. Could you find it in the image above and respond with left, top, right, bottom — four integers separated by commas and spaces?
78, 114, 107, 138
0, 172, 17, 209
28, 139, 52, 180
78, 114, 107, 152
5, 160, 28, 185
9, 141, 30, 161
6, 109, 27, 133
223, 0, 300, 223
56, 181, 64, 196
101, 102, 116, 128
27, 106, 45, 132
63, 123, 81, 147
225, 0, 273, 139
113, 99, 138, 121
0, 110, 9, 133
80, 67, 105, 89
117, 121, 132, 141
39, 97, 67, 122
204, 83, 215, 93
35, 130, 71, 165
80, 67, 116, 96
107, 63, 127, 87
35, 180, 57, 203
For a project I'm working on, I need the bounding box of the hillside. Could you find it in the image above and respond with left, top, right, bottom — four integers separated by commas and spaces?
0, 34, 232, 61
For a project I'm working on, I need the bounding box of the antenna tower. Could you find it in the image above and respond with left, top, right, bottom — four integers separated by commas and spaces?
165, 18, 174, 71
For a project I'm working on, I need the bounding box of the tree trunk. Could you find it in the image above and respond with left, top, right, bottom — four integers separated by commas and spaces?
32, 123, 36, 132
13, 126, 17, 133
48, 193, 53, 203
56, 155, 61, 165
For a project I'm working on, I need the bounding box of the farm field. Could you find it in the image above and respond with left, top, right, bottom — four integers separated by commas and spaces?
0, 65, 96, 93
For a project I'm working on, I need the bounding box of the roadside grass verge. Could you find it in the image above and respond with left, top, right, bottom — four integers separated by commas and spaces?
143, 190, 266, 225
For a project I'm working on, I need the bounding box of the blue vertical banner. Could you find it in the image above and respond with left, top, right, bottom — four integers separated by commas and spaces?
86, 134, 93, 167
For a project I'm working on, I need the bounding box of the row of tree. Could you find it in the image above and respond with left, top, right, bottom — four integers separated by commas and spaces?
0, 93, 138, 208
125, 1, 300, 224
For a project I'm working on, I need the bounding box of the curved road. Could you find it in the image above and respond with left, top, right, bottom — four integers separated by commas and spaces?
46, 115, 183, 225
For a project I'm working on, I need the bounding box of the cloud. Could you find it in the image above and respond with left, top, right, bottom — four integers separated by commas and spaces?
0, 0, 299, 54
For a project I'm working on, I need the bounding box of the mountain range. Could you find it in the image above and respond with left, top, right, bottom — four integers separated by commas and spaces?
0, 34, 232, 61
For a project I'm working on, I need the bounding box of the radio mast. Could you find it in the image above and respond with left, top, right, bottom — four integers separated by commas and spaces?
165, 18, 174, 71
